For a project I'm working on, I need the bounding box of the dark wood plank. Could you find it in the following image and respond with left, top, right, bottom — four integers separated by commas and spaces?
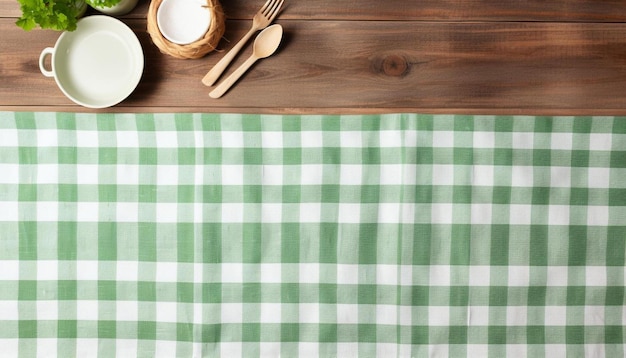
4, 0, 626, 21
223, 0, 626, 22
189, 20, 626, 114
3, 18, 626, 114
4, 0, 626, 114
0, 0, 17, 17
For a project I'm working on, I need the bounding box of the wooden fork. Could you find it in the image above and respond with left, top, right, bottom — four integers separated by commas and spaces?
202, 0, 284, 87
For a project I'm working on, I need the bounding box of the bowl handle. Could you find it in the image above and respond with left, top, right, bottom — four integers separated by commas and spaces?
39, 47, 55, 78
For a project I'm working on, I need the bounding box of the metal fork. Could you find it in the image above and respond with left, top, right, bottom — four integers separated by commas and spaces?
202, 0, 284, 86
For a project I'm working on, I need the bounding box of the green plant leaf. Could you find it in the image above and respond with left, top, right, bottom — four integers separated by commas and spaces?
86, 0, 121, 8
15, 17, 36, 31
16, 0, 83, 31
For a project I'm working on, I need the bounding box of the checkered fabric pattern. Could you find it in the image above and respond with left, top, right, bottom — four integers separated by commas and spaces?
0, 112, 625, 357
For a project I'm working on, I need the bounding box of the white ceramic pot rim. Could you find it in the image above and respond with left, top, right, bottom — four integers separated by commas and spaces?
92, 0, 139, 16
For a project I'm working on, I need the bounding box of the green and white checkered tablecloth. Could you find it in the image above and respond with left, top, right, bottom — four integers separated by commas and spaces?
0, 112, 625, 357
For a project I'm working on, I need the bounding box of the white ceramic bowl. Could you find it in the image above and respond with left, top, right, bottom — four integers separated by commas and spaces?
38, 16, 144, 108
157, 0, 212, 45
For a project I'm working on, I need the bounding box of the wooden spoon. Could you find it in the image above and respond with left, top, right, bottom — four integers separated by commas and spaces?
209, 24, 283, 99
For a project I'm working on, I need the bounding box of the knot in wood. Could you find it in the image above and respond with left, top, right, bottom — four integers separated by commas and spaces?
382, 54, 409, 77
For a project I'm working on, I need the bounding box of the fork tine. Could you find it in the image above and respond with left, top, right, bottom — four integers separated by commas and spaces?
260, 0, 277, 15
265, 0, 283, 19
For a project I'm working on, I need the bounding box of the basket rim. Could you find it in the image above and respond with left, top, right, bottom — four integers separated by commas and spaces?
147, 0, 225, 59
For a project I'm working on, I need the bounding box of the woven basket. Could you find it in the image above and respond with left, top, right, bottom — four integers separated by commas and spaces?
147, 0, 225, 59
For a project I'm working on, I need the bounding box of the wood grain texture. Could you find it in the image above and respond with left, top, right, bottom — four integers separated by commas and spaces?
223, 0, 626, 22
5, 0, 626, 21
2, 0, 626, 114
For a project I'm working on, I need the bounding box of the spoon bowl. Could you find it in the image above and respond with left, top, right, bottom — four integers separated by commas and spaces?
254, 24, 283, 58
209, 24, 283, 98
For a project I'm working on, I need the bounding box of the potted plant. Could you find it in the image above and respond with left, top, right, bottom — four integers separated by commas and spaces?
16, 0, 89, 31
87, 0, 138, 16
16, 0, 137, 31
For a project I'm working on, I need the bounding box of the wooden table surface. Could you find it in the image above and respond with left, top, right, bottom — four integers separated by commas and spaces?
2, 0, 626, 114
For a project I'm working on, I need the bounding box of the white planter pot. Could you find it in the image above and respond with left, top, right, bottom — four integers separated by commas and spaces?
77, 1, 88, 17
93, 0, 139, 16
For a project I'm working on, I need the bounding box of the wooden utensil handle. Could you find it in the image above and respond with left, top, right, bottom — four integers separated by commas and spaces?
209, 56, 258, 98
202, 28, 256, 87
